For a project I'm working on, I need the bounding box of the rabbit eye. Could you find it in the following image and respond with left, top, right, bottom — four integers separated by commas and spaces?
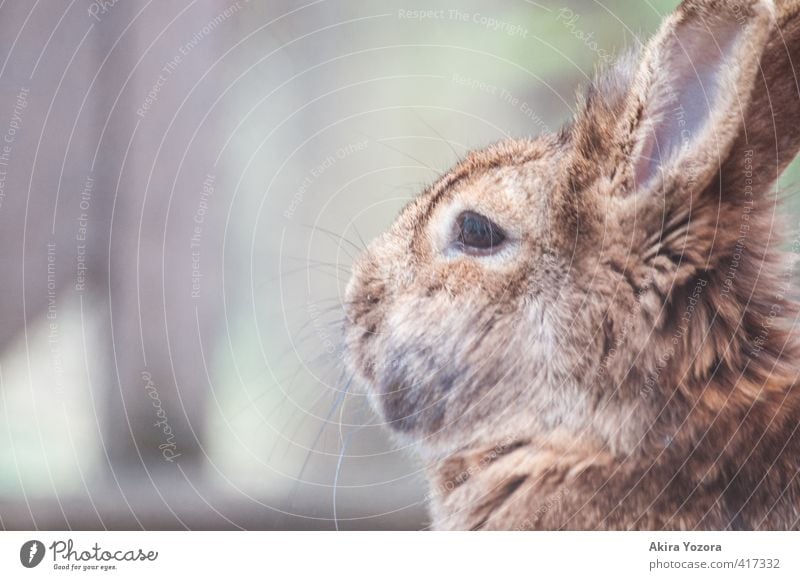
454, 211, 506, 254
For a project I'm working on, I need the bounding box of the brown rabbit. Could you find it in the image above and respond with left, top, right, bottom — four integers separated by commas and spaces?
344, 0, 800, 530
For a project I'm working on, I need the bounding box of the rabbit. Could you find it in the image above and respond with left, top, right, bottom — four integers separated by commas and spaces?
343, 0, 800, 530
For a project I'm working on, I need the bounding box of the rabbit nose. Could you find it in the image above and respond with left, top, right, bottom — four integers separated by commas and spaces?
344, 273, 358, 307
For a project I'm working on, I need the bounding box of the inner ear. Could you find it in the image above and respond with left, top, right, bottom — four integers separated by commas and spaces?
633, 19, 741, 188
626, 1, 775, 192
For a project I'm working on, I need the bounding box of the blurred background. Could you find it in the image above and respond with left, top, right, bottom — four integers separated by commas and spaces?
0, 0, 798, 530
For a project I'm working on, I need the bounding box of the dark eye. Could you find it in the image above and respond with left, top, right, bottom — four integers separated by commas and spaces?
454, 211, 506, 254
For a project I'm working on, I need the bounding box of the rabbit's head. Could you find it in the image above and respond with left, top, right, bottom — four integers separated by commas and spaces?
344, 0, 798, 460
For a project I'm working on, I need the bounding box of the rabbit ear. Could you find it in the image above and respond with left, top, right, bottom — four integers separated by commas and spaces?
619, 0, 776, 195
720, 1, 800, 195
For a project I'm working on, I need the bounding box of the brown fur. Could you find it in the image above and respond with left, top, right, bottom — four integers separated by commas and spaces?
344, 0, 800, 530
